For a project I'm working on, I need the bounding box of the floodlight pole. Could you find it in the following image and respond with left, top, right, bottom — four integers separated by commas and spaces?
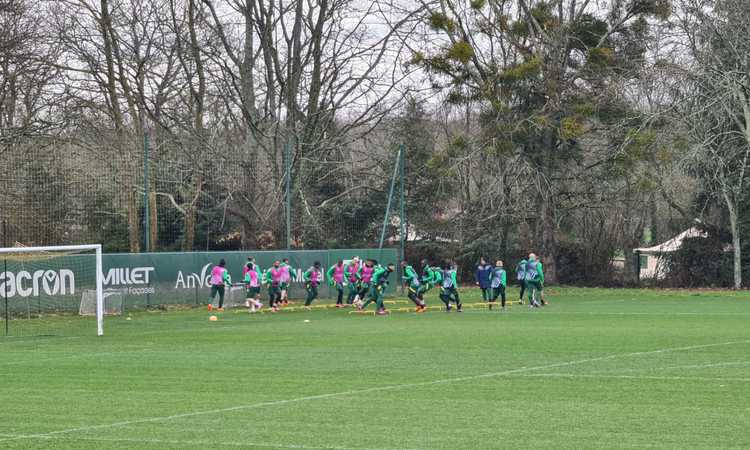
285, 140, 292, 250
379, 146, 402, 251
399, 144, 406, 293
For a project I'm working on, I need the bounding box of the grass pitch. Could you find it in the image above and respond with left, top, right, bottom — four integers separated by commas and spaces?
1, 287, 750, 449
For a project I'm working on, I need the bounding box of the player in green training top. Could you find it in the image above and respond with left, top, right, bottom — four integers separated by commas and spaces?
279, 258, 294, 305
345, 257, 361, 305
327, 259, 347, 307
525, 253, 544, 308
418, 259, 435, 299
303, 262, 323, 308
208, 259, 231, 311
360, 263, 395, 315
516, 258, 527, 305
439, 261, 461, 312
356, 259, 377, 302
431, 263, 443, 287
489, 260, 507, 310
243, 260, 263, 312
264, 261, 284, 311
401, 261, 427, 312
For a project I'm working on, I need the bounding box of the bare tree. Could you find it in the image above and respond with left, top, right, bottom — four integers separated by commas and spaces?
198, 0, 423, 247
674, 0, 750, 288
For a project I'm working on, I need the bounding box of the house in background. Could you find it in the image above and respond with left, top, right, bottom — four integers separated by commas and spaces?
634, 226, 708, 280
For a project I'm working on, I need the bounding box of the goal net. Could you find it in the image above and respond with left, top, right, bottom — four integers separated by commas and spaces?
79, 289, 123, 316
0, 244, 104, 337
207, 285, 247, 310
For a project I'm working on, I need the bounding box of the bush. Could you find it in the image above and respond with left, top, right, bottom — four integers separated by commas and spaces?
556, 239, 618, 286
662, 224, 733, 288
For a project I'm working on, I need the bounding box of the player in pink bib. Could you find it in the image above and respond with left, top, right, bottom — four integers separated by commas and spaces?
279, 258, 294, 305
356, 259, 376, 302
208, 259, 231, 311
243, 260, 263, 312
264, 261, 284, 311
345, 257, 361, 304
327, 259, 347, 307
303, 262, 323, 307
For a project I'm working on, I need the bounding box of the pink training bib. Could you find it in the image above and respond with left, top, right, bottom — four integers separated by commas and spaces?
333, 265, 345, 283
280, 265, 291, 282
211, 266, 226, 285
347, 263, 359, 282
247, 270, 259, 287
271, 268, 283, 285
361, 265, 374, 283
309, 269, 321, 287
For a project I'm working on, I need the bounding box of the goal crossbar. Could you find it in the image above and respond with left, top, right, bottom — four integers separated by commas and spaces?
0, 244, 102, 254
0, 244, 104, 336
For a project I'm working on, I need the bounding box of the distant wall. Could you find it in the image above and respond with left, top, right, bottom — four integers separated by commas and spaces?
1, 248, 398, 313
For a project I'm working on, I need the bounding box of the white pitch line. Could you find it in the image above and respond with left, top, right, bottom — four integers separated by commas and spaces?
524, 372, 750, 383
24, 435, 424, 450
647, 360, 750, 371
463, 310, 750, 317
0, 348, 152, 368
1, 340, 748, 444
0, 336, 81, 345
585, 360, 750, 375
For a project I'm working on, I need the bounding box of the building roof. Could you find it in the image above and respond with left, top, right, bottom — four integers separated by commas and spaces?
634, 227, 707, 254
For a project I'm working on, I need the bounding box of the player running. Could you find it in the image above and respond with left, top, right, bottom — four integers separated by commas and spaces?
525, 253, 544, 308
356, 259, 376, 302
440, 261, 461, 312
360, 263, 396, 315
516, 258, 527, 305
489, 260, 507, 310
303, 262, 323, 308
345, 257, 361, 305
327, 259, 347, 307
264, 261, 284, 311
431, 263, 443, 287
243, 260, 263, 312
401, 261, 427, 312
242, 256, 255, 279
279, 258, 294, 305
418, 259, 435, 298
208, 259, 231, 312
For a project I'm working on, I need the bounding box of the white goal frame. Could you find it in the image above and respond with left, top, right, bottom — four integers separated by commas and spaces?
0, 244, 104, 336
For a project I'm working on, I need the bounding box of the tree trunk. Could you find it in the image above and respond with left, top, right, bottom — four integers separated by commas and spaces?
183, 207, 196, 251
623, 243, 639, 285
724, 192, 742, 289
649, 195, 658, 244
540, 196, 558, 284
241, 220, 257, 249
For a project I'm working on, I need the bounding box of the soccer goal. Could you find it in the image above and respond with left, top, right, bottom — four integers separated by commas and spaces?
79, 289, 123, 317
0, 244, 104, 337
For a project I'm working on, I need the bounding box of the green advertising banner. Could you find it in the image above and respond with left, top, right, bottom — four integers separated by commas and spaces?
0, 248, 398, 314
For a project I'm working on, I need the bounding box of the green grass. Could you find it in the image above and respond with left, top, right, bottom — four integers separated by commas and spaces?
1, 287, 750, 449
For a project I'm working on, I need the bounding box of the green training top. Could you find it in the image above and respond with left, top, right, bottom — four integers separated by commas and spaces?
431, 267, 443, 284
420, 264, 434, 284
402, 265, 421, 287
372, 265, 391, 285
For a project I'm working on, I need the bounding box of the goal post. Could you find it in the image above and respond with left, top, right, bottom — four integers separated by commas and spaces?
0, 244, 104, 336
